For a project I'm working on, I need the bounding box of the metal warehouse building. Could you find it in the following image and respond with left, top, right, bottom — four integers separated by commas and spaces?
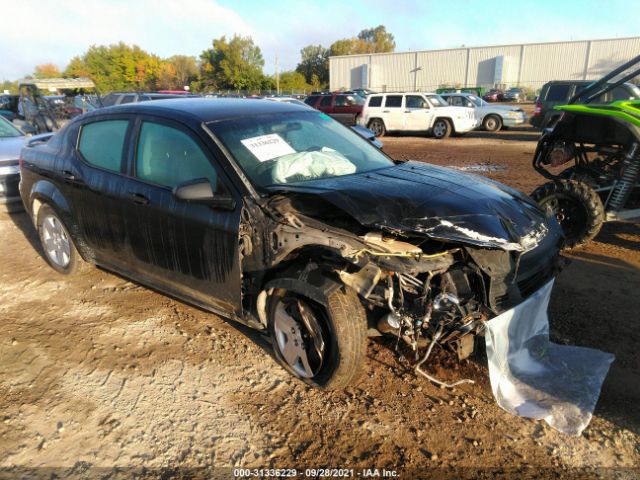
329, 36, 640, 93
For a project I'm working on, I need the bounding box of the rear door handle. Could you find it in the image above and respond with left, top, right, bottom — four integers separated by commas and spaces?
62, 170, 83, 184
128, 192, 149, 205
383, 110, 390, 113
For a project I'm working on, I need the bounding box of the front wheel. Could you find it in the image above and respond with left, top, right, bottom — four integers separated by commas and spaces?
483, 114, 502, 132
432, 118, 452, 139
531, 180, 604, 249
268, 286, 367, 390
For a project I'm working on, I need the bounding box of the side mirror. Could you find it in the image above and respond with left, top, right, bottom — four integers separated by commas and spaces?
173, 178, 236, 210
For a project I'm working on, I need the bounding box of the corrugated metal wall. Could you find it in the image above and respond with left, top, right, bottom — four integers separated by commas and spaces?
329, 37, 640, 92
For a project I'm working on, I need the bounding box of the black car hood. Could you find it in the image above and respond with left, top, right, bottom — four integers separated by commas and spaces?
266, 161, 552, 251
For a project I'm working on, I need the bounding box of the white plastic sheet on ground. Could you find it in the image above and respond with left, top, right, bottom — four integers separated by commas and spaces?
484, 280, 615, 436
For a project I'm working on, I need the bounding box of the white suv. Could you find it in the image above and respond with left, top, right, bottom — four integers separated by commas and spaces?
359, 92, 478, 139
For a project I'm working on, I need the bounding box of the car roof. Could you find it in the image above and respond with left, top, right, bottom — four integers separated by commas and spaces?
83, 98, 309, 123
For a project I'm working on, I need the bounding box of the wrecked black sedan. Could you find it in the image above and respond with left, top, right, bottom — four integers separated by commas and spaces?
19, 99, 563, 389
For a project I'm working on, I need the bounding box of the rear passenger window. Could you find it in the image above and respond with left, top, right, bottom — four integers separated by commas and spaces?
368, 96, 382, 107
545, 85, 571, 102
135, 122, 218, 190
385, 96, 402, 108
304, 96, 319, 106
78, 120, 128, 173
320, 96, 332, 107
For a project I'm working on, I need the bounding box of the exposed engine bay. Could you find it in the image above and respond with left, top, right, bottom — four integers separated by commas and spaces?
241, 191, 563, 387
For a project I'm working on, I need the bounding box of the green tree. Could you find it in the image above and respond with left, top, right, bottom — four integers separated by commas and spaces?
200, 35, 265, 91
33, 63, 62, 79
296, 45, 328, 86
167, 55, 199, 89
277, 71, 310, 93
64, 42, 162, 92
357, 25, 396, 53
329, 38, 356, 57
329, 25, 396, 56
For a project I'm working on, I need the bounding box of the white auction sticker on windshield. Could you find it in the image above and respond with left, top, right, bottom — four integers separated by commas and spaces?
241, 134, 296, 162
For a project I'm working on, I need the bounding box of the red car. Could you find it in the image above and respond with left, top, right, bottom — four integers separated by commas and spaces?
303, 92, 364, 125
482, 89, 504, 102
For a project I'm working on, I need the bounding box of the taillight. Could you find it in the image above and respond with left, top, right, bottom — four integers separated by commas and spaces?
19, 156, 24, 169
533, 102, 542, 116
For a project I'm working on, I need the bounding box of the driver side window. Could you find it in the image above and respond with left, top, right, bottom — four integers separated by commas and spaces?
135, 122, 218, 191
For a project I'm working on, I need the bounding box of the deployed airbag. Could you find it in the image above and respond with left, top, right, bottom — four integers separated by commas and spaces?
484, 281, 614, 436
271, 148, 356, 184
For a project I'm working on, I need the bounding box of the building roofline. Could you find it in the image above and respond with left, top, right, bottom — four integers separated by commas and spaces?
328, 36, 640, 60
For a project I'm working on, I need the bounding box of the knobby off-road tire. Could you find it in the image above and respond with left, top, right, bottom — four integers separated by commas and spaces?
531, 180, 605, 249
268, 286, 368, 390
36, 204, 87, 275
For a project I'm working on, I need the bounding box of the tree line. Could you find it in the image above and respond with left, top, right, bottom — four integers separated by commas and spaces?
1, 26, 395, 95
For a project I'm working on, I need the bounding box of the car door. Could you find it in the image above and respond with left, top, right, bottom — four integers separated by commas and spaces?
332, 94, 361, 125
67, 116, 134, 269
124, 116, 243, 315
317, 95, 333, 115
404, 95, 434, 131
382, 95, 404, 130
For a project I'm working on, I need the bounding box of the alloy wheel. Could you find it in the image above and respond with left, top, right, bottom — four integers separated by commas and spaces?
272, 297, 325, 378
41, 215, 71, 268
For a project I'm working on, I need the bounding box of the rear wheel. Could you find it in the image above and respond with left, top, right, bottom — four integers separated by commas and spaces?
531, 180, 604, 249
483, 114, 502, 132
368, 118, 386, 137
432, 118, 452, 139
36, 204, 85, 274
268, 286, 367, 390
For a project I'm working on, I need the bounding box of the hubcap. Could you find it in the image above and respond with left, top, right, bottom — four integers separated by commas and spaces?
434, 122, 446, 137
486, 118, 497, 130
41, 215, 71, 268
273, 298, 325, 378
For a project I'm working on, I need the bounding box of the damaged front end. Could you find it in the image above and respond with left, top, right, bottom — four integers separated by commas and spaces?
250, 187, 564, 386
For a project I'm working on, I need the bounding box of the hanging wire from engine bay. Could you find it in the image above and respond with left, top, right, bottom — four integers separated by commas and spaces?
386, 270, 475, 389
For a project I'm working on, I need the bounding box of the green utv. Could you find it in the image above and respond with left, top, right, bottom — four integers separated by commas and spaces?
531, 55, 640, 248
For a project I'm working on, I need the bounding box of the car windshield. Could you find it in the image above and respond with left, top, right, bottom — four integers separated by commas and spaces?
0, 117, 23, 138
467, 95, 487, 107
426, 95, 449, 107
207, 110, 394, 189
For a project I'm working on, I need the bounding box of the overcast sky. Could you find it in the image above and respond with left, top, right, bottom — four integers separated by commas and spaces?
1, 0, 638, 81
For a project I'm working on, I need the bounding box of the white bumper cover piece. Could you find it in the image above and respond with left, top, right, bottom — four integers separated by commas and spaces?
484, 280, 615, 436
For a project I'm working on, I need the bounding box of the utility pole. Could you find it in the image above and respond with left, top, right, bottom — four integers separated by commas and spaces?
275, 55, 279, 95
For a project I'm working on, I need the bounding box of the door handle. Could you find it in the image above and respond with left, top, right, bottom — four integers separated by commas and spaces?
404, 110, 411, 113
128, 192, 149, 205
382, 110, 390, 113
62, 170, 83, 184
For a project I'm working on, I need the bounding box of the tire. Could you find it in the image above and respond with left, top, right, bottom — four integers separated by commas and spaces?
558, 166, 599, 188
368, 118, 386, 137
268, 286, 367, 390
432, 118, 452, 139
531, 180, 604, 249
483, 114, 502, 132
36, 204, 85, 274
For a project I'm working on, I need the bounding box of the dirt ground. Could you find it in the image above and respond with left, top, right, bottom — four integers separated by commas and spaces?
1, 117, 639, 479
